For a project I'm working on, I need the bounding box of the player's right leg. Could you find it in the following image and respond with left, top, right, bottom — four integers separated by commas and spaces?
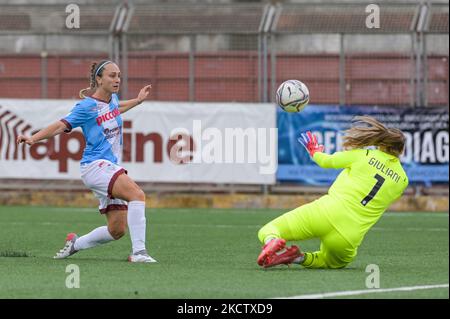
54, 160, 126, 259
53, 208, 123, 259
54, 232, 79, 259
257, 198, 333, 267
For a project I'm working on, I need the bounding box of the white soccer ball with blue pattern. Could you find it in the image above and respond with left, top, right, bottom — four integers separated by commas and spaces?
276, 80, 309, 113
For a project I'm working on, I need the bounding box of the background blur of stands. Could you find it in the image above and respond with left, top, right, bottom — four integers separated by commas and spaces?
0, 0, 448, 200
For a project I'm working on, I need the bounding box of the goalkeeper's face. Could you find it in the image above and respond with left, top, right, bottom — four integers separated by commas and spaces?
97, 63, 121, 94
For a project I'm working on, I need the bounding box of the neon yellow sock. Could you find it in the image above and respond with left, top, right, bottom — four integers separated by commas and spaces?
301, 251, 328, 269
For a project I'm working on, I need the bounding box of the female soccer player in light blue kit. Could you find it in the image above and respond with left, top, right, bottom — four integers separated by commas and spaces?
17, 60, 155, 262
257, 116, 408, 269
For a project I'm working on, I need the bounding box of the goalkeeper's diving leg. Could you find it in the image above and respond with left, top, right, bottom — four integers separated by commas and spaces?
257, 197, 358, 269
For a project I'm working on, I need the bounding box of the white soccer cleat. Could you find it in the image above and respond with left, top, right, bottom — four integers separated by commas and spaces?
54, 233, 78, 259
128, 250, 157, 263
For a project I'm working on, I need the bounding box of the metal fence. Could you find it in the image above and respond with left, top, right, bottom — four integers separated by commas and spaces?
0, 1, 448, 107
0, 3, 112, 99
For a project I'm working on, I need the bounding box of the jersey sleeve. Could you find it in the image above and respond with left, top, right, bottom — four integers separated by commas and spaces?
60, 100, 93, 132
312, 149, 366, 169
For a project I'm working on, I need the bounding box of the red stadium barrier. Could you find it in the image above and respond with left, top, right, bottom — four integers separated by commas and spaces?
0, 52, 447, 106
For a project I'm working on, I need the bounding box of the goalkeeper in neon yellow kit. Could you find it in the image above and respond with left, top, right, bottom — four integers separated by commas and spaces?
257, 116, 409, 269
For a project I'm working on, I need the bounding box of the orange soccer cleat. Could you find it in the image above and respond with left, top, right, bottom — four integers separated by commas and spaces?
257, 238, 286, 266
263, 245, 303, 268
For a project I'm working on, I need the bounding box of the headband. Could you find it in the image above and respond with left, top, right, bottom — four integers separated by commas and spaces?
95, 61, 112, 77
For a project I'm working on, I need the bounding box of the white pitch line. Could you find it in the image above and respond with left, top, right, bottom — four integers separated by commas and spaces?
274, 284, 449, 299
383, 212, 448, 218
371, 227, 448, 232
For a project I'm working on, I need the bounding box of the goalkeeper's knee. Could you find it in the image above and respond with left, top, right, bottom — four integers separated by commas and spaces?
257, 223, 281, 244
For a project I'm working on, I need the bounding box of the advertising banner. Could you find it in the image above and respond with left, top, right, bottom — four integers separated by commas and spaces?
278, 105, 449, 184
0, 100, 277, 184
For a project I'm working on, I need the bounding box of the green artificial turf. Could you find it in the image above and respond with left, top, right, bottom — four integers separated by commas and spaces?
0, 206, 448, 299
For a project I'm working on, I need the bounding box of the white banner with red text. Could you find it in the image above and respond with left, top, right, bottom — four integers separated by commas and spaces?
0, 100, 277, 184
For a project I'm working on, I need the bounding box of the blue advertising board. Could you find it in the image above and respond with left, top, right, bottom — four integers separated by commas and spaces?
277, 105, 449, 185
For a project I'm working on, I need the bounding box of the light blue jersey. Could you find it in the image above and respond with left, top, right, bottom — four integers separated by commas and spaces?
61, 94, 123, 165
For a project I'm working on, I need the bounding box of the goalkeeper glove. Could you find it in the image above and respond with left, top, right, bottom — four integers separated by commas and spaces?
298, 131, 324, 157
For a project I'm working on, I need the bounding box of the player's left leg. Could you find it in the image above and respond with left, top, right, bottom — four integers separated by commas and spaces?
111, 173, 156, 263
300, 230, 357, 269
106, 209, 127, 240
257, 198, 332, 267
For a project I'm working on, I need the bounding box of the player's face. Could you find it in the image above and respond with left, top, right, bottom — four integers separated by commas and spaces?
98, 63, 121, 93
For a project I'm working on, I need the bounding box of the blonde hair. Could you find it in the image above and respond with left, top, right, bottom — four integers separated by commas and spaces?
342, 115, 405, 157
79, 60, 110, 98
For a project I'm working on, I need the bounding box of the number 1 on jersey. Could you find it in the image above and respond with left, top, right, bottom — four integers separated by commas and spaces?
361, 174, 385, 206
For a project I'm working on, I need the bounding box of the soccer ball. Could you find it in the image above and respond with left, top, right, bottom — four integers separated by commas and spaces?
276, 80, 309, 113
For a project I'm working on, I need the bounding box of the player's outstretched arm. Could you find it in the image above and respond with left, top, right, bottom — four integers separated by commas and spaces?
119, 84, 152, 114
298, 131, 359, 169
17, 120, 67, 146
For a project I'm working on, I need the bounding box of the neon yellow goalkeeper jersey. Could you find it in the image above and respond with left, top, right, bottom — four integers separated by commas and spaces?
312, 149, 408, 244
